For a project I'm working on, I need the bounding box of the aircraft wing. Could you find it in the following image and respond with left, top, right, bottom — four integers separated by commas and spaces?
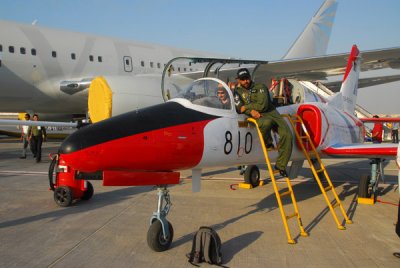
323, 74, 400, 92
322, 143, 397, 159
176, 47, 400, 84
0, 119, 78, 128
255, 47, 400, 81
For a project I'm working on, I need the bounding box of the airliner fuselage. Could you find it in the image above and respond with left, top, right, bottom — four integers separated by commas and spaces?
0, 20, 215, 113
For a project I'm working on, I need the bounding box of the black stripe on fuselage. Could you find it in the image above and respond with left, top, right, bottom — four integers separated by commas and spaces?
60, 102, 219, 154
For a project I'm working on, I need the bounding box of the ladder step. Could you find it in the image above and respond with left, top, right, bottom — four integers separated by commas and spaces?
332, 203, 340, 209
286, 212, 298, 220
324, 185, 332, 192
279, 190, 292, 197
300, 135, 308, 139
308, 150, 317, 156
315, 168, 324, 173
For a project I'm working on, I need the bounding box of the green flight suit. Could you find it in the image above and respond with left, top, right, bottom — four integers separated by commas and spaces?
234, 82, 293, 170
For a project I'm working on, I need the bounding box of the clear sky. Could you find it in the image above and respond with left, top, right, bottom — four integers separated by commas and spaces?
0, 0, 399, 114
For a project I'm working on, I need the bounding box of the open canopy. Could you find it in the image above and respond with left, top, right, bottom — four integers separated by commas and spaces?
161, 57, 268, 101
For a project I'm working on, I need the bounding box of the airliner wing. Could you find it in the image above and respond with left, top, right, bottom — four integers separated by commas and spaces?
324, 74, 400, 92
179, 47, 400, 84
255, 47, 400, 81
322, 143, 397, 159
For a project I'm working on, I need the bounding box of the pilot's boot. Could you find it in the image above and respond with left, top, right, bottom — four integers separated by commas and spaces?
274, 165, 288, 177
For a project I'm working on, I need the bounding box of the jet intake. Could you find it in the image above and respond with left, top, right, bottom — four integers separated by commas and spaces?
297, 104, 323, 148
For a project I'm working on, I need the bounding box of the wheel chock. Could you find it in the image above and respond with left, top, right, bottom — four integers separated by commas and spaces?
357, 195, 375, 205
259, 180, 266, 186
238, 183, 253, 189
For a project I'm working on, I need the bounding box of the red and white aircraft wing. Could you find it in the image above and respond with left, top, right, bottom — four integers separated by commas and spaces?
322, 143, 397, 158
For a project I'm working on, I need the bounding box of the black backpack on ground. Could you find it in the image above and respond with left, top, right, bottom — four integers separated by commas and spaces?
187, 226, 223, 266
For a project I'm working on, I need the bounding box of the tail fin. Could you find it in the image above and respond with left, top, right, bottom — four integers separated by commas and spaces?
283, 0, 338, 59
328, 45, 361, 113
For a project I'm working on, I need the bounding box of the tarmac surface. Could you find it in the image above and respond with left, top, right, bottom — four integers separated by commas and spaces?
0, 137, 399, 267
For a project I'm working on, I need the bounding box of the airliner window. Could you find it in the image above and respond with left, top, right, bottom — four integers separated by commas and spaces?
0, 45, 2, 52
157, 63, 161, 68
98, 56, 102, 62
71, 53, 76, 60
20, 47, 26, 54
31, 49, 36, 56
89, 55, 93, 62
9, 46, 14, 53
52, 51, 57, 58
179, 79, 231, 110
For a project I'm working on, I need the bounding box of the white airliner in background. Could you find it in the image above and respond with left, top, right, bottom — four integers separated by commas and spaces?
0, 0, 399, 123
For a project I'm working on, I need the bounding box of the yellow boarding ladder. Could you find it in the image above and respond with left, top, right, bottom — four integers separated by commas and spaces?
247, 118, 308, 244
282, 114, 353, 230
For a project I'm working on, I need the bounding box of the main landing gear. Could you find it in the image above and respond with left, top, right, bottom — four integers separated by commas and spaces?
358, 158, 385, 198
147, 186, 174, 252
243, 165, 260, 187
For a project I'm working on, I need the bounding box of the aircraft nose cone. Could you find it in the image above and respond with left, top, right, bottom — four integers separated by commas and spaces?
59, 129, 87, 154
59, 120, 108, 155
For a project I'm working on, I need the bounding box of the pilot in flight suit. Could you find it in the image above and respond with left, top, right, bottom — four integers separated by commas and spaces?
234, 68, 293, 175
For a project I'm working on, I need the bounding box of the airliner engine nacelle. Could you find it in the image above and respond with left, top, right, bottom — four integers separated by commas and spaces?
87, 75, 165, 123
87, 74, 196, 123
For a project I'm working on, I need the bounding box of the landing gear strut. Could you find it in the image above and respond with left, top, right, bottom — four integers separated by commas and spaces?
358, 158, 384, 198
147, 186, 173, 252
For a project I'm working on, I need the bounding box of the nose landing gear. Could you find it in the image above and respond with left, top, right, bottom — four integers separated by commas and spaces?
147, 186, 174, 252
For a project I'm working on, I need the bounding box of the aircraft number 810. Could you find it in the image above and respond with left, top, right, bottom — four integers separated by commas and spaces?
224, 131, 253, 155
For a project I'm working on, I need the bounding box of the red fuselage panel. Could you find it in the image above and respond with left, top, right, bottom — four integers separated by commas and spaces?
61, 120, 210, 172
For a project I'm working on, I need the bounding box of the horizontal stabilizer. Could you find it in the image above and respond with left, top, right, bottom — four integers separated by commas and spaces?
322, 143, 397, 158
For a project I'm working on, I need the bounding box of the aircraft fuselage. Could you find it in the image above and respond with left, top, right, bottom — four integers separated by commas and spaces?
0, 20, 215, 113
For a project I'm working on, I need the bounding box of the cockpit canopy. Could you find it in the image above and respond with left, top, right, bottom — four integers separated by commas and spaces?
161, 57, 327, 111
176, 78, 232, 110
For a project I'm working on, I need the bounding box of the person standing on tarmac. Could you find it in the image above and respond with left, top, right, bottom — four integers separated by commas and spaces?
371, 115, 383, 143
19, 113, 30, 159
28, 114, 47, 163
394, 141, 400, 259
392, 121, 399, 144
234, 68, 293, 176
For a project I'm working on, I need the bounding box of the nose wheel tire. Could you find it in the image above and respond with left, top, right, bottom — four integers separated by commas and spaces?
54, 186, 73, 207
81, 181, 94, 200
147, 220, 174, 252
244, 165, 260, 187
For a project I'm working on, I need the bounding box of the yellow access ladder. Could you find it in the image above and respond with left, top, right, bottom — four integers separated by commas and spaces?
247, 118, 308, 244
282, 114, 353, 229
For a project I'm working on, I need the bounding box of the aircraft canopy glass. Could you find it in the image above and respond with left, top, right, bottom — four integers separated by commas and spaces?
161, 57, 268, 102
176, 78, 232, 110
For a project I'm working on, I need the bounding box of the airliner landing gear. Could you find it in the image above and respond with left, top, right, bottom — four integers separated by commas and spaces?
358, 158, 384, 198
147, 186, 173, 252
